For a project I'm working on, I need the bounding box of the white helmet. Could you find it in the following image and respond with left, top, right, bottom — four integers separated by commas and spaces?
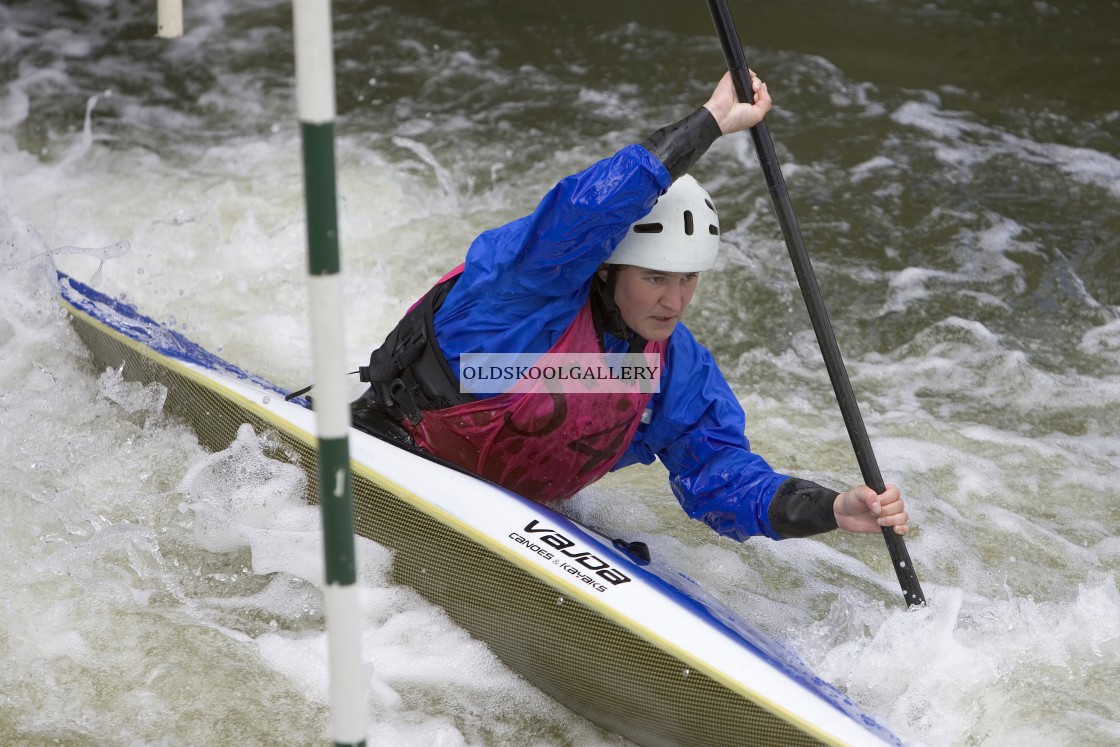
607, 175, 720, 272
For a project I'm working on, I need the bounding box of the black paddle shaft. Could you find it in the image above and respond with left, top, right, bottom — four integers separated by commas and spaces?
705, 0, 926, 608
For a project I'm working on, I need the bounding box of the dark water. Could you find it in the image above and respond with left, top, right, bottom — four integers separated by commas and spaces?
2, 1, 1118, 744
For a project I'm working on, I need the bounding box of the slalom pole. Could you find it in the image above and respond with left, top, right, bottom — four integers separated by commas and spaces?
291, 1, 368, 744
156, 0, 183, 38
705, 0, 926, 609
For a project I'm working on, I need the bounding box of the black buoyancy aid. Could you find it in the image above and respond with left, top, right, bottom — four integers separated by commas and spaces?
354, 271, 474, 427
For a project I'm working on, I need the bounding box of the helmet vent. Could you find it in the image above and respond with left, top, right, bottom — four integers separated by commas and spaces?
633, 223, 663, 234
683, 210, 695, 236
708, 224, 719, 236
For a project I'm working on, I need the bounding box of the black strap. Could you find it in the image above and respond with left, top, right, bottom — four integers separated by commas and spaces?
284, 370, 361, 402
591, 269, 647, 354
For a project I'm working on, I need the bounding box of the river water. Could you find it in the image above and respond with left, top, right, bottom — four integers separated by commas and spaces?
2, 1, 1118, 745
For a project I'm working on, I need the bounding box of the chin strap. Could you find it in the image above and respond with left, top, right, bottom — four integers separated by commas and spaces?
591, 267, 647, 354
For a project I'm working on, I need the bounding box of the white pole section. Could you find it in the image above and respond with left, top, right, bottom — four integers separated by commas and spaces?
156, 0, 183, 38
291, 1, 367, 745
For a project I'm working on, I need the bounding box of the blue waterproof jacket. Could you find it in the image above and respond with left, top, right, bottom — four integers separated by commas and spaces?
433, 144, 790, 541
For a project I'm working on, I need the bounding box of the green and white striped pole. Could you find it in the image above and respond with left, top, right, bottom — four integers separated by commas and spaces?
291, 1, 367, 745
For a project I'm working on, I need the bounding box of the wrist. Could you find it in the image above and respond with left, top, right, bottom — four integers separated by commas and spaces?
768, 478, 840, 539
640, 107, 722, 181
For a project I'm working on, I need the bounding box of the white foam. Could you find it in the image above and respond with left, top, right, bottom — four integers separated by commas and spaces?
802, 576, 1120, 747
893, 99, 1120, 195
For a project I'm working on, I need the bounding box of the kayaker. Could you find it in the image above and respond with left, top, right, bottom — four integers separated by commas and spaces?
352, 71, 910, 542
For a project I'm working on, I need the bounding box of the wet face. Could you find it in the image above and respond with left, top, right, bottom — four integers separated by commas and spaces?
601, 265, 700, 341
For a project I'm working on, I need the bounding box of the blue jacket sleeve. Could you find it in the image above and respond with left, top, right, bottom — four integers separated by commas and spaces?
434, 145, 671, 372
456, 144, 670, 298
613, 325, 791, 541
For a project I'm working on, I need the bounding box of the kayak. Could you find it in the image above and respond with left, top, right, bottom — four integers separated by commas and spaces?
57, 270, 904, 747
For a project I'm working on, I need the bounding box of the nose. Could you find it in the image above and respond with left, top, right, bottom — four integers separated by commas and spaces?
660, 279, 684, 313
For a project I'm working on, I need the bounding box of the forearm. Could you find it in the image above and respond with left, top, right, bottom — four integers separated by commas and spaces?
669, 453, 790, 542
640, 106, 723, 181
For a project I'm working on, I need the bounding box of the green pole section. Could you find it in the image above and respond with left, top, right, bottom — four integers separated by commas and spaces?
292, 1, 367, 744
315, 429, 356, 585
302, 123, 341, 276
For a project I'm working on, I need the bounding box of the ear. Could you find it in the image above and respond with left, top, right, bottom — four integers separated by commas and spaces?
596, 264, 609, 282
